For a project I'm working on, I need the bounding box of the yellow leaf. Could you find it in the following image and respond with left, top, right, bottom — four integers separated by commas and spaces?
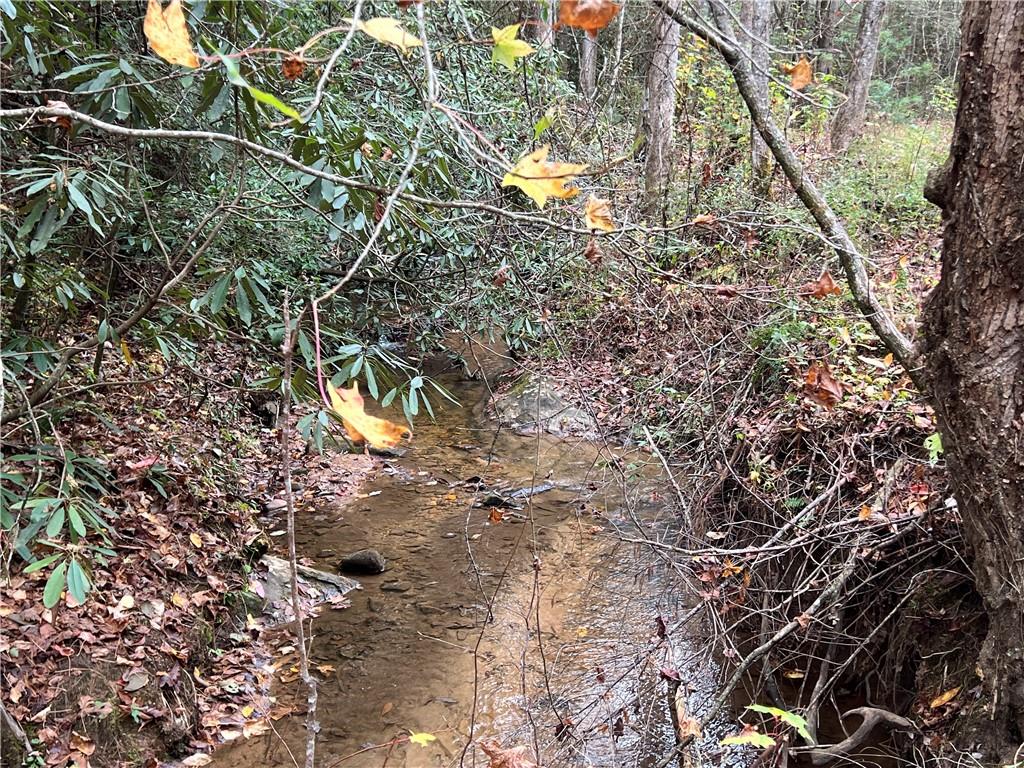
929, 686, 961, 709
171, 591, 188, 608
559, 0, 622, 38
189, 532, 203, 548
120, 338, 134, 366
781, 55, 813, 91
408, 732, 436, 747
357, 18, 422, 55
143, 0, 200, 68
241, 705, 255, 718
491, 24, 535, 71
326, 380, 408, 450
584, 194, 614, 231
501, 145, 587, 210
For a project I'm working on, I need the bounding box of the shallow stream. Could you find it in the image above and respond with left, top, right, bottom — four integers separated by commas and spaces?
211, 362, 724, 768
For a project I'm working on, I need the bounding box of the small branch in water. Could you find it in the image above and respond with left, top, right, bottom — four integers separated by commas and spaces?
280, 294, 318, 768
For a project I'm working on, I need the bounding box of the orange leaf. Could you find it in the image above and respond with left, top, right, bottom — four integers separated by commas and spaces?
929, 686, 961, 709
501, 145, 587, 209
584, 193, 615, 231
144, 0, 200, 68
803, 361, 844, 408
799, 268, 841, 298
559, 0, 621, 37
326, 380, 408, 450
781, 55, 813, 91
480, 740, 539, 768
281, 55, 306, 81
583, 238, 601, 264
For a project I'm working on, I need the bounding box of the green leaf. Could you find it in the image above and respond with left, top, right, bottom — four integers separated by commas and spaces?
364, 362, 378, 399
67, 504, 86, 537
746, 704, 812, 742
235, 283, 252, 325
24, 552, 63, 574
67, 559, 90, 604
533, 109, 554, 140
381, 387, 397, 408
43, 561, 67, 608
721, 729, 776, 748
491, 24, 535, 72
67, 179, 101, 232
209, 274, 231, 314
45, 505, 66, 537
0, 0, 17, 19
218, 54, 301, 121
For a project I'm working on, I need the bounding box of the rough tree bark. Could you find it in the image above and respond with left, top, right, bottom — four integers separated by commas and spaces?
742, 0, 772, 191
580, 33, 597, 97
813, 0, 840, 74
920, 1, 1024, 756
537, 0, 556, 49
830, 0, 885, 152
643, 0, 680, 210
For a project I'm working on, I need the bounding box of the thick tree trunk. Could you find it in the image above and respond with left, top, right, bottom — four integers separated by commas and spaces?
920, 1, 1024, 758
580, 33, 597, 97
643, 0, 680, 210
744, 0, 772, 191
830, 0, 885, 152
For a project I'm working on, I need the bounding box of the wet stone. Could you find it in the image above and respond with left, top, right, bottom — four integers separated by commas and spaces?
338, 548, 386, 575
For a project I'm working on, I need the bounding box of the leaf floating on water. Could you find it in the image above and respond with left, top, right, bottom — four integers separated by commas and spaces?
143, 0, 200, 68
501, 145, 587, 210
327, 380, 408, 449
480, 740, 540, 768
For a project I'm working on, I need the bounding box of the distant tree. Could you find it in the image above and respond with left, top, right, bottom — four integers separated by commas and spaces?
742, 0, 772, 191
580, 32, 597, 97
813, 0, 840, 74
831, 0, 886, 151
921, 0, 1024, 755
643, 0, 680, 210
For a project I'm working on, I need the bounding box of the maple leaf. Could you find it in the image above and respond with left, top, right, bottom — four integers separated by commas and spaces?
781, 55, 813, 91
144, 0, 200, 68
803, 361, 843, 408
491, 24, 535, 72
799, 268, 841, 298
357, 17, 422, 55
502, 145, 587, 209
584, 194, 615, 231
281, 55, 306, 80
326, 380, 408, 449
559, 0, 622, 38
480, 740, 540, 768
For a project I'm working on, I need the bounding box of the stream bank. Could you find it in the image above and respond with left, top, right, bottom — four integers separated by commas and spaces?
210, 359, 728, 768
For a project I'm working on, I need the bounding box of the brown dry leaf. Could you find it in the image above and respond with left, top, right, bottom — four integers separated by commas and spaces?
381, 701, 393, 716
799, 269, 841, 298
721, 558, 743, 578
584, 193, 615, 231
502, 145, 587, 209
691, 213, 717, 227
489, 508, 504, 524
803, 361, 844, 408
929, 686, 961, 709
327, 380, 408, 449
143, 0, 200, 68
493, 266, 510, 287
42, 99, 72, 130
795, 612, 812, 630
678, 716, 702, 739
559, 0, 622, 38
281, 55, 305, 80
480, 740, 540, 768
583, 238, 601, 265
782, 55, 813, 91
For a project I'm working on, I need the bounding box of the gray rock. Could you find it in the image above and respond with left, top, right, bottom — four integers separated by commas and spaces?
492, 375, 597, 437
380, 580, 412, 592
339, 548, 387, 574
264, 498, 287, 513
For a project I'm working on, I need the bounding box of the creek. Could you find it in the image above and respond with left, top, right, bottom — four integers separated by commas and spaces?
210, 360, 728, 768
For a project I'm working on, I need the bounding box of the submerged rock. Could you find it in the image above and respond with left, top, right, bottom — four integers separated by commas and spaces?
339, 548, 387, 574
493, 375, 597, 437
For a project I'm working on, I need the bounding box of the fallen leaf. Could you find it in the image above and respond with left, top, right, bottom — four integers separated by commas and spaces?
678, 716, 702, 738
281, 55, 306, 80
799, 269, 841, 298
782, 55, 813, 91
42, 100, 72, 131
189, 532, 203, 548
583, 238, 601, 264
501, 145, 587, 210
357, 17, 422, 55
488, 508, 504, 524
327, 380, 408, 450
491, 24, 535, 71
408, 731, 436, 747
559, 0, 621, 38
143, 0, 200, 68
691, 213, 717, 227
721, 724, 775, 748
584, 194, 615, 231
480, 740, 540, 768
180, 755, 212, 767
803, 361, 844, 408
929, 686, 961, 709
381, 701, 393, 716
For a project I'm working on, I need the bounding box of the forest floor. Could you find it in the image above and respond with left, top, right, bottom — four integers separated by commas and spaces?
0, 343, 378, 767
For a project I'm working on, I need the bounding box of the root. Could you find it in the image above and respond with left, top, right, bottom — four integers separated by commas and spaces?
806, 707, 917, 766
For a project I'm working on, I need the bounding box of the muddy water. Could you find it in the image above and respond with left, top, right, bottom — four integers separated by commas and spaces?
212, 367, 716, 768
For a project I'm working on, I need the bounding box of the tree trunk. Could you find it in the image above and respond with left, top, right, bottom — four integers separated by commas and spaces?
813, 0, 840, 74
920, 1, 1024, 758
537, 0, 556, 49
643, 0, 680, 210
830, 0, 885, 152
580, 33, 597, 97
744, 0, 772, 191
